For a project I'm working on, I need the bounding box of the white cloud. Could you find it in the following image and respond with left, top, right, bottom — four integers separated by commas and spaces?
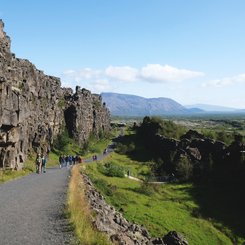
63, 64, 203, 85
63, 69, 75, 75
88, 79, 112, 94
202, 73, 245, 87
140, 64, 204, 83
63, 68, 102, 82
105, 66, 138, 82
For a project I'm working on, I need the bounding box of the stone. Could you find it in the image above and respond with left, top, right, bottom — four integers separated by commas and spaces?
162, 231, 188, 245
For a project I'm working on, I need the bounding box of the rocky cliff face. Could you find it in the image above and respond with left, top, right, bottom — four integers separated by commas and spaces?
64, 86, 110, 146
0, 20, 110, 170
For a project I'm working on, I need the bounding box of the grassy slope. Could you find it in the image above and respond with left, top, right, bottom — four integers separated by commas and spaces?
85, 154, 244, 245
100, 152, 151, 179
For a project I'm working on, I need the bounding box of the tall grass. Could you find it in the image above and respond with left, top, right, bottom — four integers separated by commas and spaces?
67, 165, 111, 245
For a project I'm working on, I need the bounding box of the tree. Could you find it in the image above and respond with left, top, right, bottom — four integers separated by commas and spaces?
53, 129, 72, 152
175, 155, 193, 182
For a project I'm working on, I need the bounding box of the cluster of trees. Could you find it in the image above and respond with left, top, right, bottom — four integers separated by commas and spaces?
201, 128, 240, 145
137, 116, 187, 140
136, 116, 244, 183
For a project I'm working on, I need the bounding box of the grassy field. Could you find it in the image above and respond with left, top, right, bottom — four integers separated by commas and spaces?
98, 152, 152, 180
84, 155, 244, 245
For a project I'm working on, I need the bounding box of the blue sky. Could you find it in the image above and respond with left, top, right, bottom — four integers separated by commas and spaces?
1, 0, 245, 108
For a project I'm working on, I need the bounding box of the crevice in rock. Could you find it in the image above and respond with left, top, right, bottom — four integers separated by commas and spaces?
1, 124, 15, 131
64, 105, 76, 138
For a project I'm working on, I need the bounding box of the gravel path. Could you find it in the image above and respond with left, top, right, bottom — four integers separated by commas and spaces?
0, 166, 75, 245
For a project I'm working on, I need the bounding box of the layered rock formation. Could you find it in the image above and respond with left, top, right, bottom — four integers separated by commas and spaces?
64, 86, 110, 146
0, 20, 110, 170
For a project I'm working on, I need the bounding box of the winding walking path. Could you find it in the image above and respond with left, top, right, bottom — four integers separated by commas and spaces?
0, 167, 75, 245
0, 132, 165, 245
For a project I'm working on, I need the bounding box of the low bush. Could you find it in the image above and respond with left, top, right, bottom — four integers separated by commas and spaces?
136, 181, 157, 196
175, 155, 193, 182
99, 162, 125, 178
115, 143, 128, 154
92, 178, 117, 196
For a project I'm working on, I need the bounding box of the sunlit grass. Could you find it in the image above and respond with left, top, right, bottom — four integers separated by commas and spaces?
67, 165, 111, 245
98, 152, 151, 180
84, 162, 238, 245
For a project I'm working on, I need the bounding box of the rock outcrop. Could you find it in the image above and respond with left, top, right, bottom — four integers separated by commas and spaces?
82, 174, 188, 245
151, 129, 244, 166
64, 86, 110, 145
0, 20, 110, 169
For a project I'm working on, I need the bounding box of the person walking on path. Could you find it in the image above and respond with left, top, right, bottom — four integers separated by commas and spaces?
41, 154, 47, 173
59, 155, 63, 168
35, 153, 42, 174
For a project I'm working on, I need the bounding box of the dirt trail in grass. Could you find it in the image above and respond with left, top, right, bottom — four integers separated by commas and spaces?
0, 167, 75, 245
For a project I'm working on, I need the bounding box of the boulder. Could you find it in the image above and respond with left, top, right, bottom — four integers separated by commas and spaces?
163, 231, 188, 245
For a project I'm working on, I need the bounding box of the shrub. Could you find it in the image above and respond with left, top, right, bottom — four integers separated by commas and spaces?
53, 129, 73, 152
175, 155, 193, 182
136, 181, 157, 196
115, 143, 128, 154
92, 178, 115, 196
99, 162, 125, 178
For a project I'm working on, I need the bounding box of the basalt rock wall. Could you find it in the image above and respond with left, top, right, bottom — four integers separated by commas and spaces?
64, 86, 110, 146
152, 129, 244, 173
0, 20, 110, 169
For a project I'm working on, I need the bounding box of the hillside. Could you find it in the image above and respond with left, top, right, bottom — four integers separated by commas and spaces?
185, 104, 241, 112
101, 92, 191, 116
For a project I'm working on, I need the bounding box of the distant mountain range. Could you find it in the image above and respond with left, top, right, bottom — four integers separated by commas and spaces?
101, 92, 245, 116
185, 104, 241, 112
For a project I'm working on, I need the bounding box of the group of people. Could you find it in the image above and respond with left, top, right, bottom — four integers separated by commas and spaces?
35, 153, 47, 174
35, 147, 109, 173
59, 155, 82, 168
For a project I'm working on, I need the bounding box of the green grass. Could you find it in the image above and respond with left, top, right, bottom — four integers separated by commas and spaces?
67, 165, 111, 245
0, 127, 117, 185
0, 168, 31, 183
85, 137, 112, 157
0, 150, 60, 184
84, 161, 244, 245
98, 152, 151, 180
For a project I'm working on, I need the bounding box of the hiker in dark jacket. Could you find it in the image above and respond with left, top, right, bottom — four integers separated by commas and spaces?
41, 154, 47, 173
35, 153, 42, 174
